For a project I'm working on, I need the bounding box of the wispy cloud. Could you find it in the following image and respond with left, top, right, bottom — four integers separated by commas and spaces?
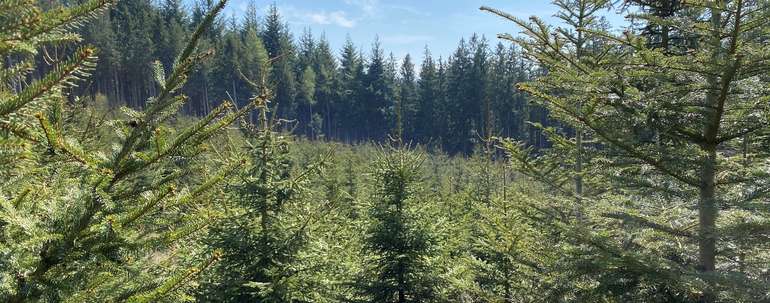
307, 11, 356, 28
387, 4, 430, 17
382, 34, 434, 45
272, 5, 357, 28
344, 0, 379, 16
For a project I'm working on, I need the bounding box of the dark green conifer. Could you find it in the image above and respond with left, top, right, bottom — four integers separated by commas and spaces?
360, 148, 437, 303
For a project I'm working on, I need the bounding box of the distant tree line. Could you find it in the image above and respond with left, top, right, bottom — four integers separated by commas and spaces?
55, 0, 549, 154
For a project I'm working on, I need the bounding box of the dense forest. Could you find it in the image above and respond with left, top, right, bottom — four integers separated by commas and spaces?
2, 0, 770, 302
65, 0, 548, 154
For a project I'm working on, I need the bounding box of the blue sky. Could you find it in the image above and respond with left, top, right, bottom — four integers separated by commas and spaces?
219, 0, 627, 64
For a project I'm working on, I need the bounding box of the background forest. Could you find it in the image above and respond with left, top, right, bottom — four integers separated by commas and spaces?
66, 0, 548, 154
1, 0, 770, 302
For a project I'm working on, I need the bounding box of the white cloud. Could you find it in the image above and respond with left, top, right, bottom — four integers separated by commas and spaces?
307, 11, 356, 28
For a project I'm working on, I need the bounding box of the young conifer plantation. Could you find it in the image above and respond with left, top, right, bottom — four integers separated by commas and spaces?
1, 0, 769, 302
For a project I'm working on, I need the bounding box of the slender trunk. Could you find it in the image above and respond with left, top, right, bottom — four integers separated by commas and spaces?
576, 127, 583, 196
309, 103, 314, 139
504, 270, 512, 303
502, 163, 507, 201
575, 4, 585, 207
204, 78, 209, 114
232, 79, 238, 105
398, 268, 406, 303
113, 70, 119, 105
698, 2, 742, 300
698, 144, 718, 302
698, 144, 718, 275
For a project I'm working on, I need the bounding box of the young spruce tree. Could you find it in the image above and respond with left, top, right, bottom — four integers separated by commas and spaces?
360, 138, 437, 302
197, 70, 325, 301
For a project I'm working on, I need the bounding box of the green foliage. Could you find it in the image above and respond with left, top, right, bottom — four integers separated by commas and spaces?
484, 0, 770, 301
197, 84, 328, 301
3, 1, 768, 302
0, 0, 260, 301
359, 148, 439, 303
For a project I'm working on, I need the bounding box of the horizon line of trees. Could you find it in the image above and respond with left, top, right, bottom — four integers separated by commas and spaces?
59, 0, 551, 155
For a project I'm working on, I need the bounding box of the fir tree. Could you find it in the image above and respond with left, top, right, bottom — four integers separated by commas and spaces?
485, 0, 770, 301
444, 38, 474, 154
338, 36, 365, 141
398, 54, 417, 143
416, 47, 439, 143
312, 34, 339, 140
238, 24, 271, 122
1, 0, 255, 301
362, 37, 390, 141
297, 29, 318, 138
262, 4, 297, 122
360, 148, 437, 303
198, 70, 325, 302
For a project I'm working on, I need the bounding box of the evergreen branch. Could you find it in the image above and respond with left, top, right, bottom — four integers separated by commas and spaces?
111, 102, 232, 185
288, 148, 333, 188
36, 112, 101, 168
126, 250, 222, 303
0, 120, 38, 142
10, 188, 31, 209
119, 186, 175, 228
518, 83, 700, 187
0, 59, 34, 86
24, 0, 113, 42
190, 98, 260, 143
501, 140, 574, 197
170, 160, 243, 209
0, 46, 96, 117
111, 0, 228, 177
160, 212, 214, 244
111, 171, 185, 201
174, 0, 227, 72
719, 221, 770, 242
29, 187, 109, 283
602, 212, 694, 238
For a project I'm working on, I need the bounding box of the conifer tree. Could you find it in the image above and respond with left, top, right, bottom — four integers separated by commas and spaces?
338, 37, 366, 141
82, 6, 120, 100
312, 35, 338, 140
198, 70, 325, 302
158, 0, 187, 72
297, 29, 318, 138
444, 39, 473, 154
362, 37, 390, 141
211, 28, 243, 108
484, 0, 770, 300
416, 48, 439, 143
262, 4, 297, 122
360, 148, 437, 303
398, 54, 417, 142
1, 0, 255, 301
469, 34, 491, 147
112, 0, 157, 107
239, 24, 271, 122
